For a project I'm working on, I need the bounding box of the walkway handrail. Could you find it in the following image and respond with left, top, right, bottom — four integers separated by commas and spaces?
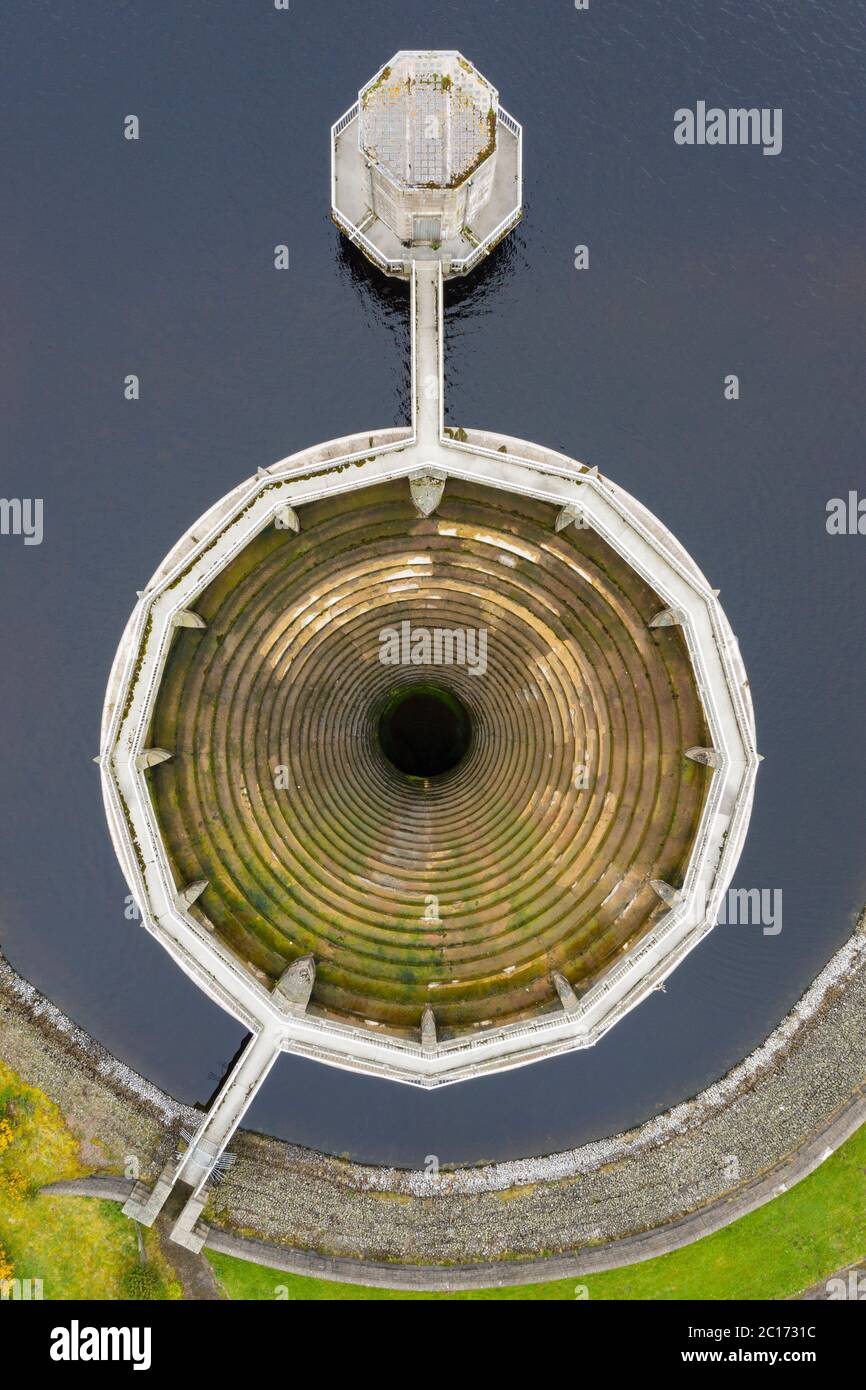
331, 205, 405, 277
332, 101, 358, 140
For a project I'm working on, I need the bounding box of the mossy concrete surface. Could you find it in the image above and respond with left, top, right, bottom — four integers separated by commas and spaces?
149, 480, 709, 1039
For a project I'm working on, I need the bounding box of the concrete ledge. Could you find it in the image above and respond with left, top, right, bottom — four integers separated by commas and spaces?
41, 1176, 137, 1204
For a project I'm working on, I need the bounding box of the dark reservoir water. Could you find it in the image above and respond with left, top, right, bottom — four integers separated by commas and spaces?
2, 0, 866, 1165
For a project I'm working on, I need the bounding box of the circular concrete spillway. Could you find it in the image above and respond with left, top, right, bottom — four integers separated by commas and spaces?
147, 476, 711, 1039
100, 56, 758, 1103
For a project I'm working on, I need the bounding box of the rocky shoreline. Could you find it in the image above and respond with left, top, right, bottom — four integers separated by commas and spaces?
0, 953, 194, 1179
2, 926, 866, 1272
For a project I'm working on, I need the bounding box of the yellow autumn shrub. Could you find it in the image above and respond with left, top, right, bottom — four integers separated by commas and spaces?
0, 1170, 28, 1202
0, 1118, 14, 1154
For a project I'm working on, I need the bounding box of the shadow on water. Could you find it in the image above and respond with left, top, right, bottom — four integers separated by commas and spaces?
335, 235, 412, 421
201, 1034, 253, 1113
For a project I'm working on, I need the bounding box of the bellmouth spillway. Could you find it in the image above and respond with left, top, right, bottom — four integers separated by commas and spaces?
97, 50, 760, 1244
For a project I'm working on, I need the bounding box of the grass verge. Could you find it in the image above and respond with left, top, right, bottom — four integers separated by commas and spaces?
0, 1060, 179, 1300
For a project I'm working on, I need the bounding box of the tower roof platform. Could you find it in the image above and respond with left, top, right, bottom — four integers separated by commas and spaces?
332, 51, 522, 279
360, 52, 497, 190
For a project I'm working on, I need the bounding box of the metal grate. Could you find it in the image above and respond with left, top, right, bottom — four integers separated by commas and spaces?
361, 57, 493, 188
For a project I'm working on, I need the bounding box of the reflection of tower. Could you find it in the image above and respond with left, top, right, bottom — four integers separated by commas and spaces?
333, 50, 522, 277
101, 51, 760, 1250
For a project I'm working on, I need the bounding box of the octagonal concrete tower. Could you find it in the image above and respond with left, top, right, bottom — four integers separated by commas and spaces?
362, 52, 497, 243
332, 50, 522, 277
